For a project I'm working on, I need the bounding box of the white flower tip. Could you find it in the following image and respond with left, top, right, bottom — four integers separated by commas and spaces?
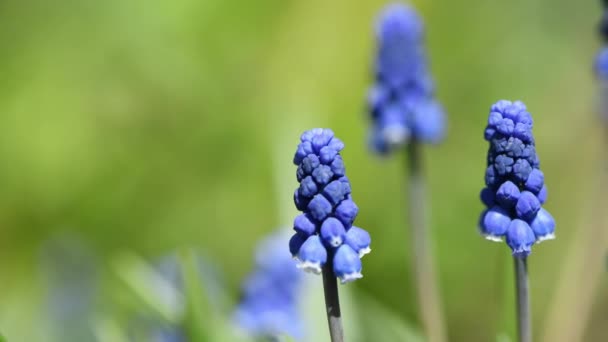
296, 261, 322, 274
483, 234, 503, 242
383, 126, 409, 146
339, 272, 363, 284
358, 247, 371, 258
330, 238, 343, 247
535, 233, 555, 244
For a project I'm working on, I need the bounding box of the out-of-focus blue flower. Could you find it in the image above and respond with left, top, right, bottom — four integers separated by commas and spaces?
595, 47, 608, 79
479, 100, 555, 257
367, 3, 446, 154
292, 128, 371, 283
234, 231, 304, 340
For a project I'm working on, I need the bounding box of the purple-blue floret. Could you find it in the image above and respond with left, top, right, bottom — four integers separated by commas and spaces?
291, 128, 371, 283
480, 100, 555, 257
367, 4, 445, 154
234, 231, 304, 340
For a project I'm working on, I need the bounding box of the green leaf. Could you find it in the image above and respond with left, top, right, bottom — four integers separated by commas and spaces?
111, 252, 184, 323
355, 290, 424, 342
178, 249, 208, 342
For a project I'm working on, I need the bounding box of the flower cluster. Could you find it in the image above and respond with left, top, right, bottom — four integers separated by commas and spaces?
367, 3, 445, 154
234, 231, 303, 339
479, 100, 555, 257
290, 128, 371, 283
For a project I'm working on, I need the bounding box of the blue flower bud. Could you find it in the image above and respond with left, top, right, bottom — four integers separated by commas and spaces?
294, 189, 309, 211
289, 232, 308, 257
319, 146, 338, 164
525, 169, 544, 194
488, 111, 502, 126
480, 187, 496, 207
537, 185, 547, 204
312, 164, 333, 185
322, 180, 348, 205
320, 218, 347, 248
506, 219, 536, 257
480, 206, 511, 241
297, 235, 327, 274
344, 226, 372, 257
515, 191, 541, 221
530, 208, 555, 242
485, 165, 499, 187
494, 155, 514, 176
307, 194, 333, 222
330, 155, 345, 176
293, 141, 314, 165
496, 181, 520, 208
334, 199, 359, 228
481, 100, 554, 252
293, 129, 371, 281
496, 118, 515, 135
311, 130, 334, 153
512, 159, 532, 183
301, 155, 320, 175
333, 245, 363, 284
293, 214, 317, 236
299, 176, 318, 198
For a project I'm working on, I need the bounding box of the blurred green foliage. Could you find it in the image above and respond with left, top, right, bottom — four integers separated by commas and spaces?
0, 0, 606, 341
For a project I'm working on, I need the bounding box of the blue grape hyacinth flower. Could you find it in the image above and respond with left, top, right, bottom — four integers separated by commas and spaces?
367, 3, 446, 154
234, 231, 304, 340
479, 100, 555, 257
292, 128, 371, 283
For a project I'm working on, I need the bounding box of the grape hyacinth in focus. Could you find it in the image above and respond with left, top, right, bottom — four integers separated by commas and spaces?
291, 128, 371, 283
234, 231, 304, 340
367, 3, 446, 154
479, 100, 555, 257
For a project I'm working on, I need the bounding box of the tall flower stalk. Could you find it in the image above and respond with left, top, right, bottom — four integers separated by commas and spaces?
479, 100, 556, 342
367, 4, 446, 342
290, 128, 372, 342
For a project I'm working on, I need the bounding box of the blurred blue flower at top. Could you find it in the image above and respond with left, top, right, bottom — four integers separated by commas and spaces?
291, 129, 371, 283
367, 3, 446, 154
233, 230, 304, 340
479, 100, 555, 257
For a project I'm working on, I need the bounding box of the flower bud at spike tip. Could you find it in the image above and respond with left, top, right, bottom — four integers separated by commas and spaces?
292, 128, 371, 282
480, 100, 555, 255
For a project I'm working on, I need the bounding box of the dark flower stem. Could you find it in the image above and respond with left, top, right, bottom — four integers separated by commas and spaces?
406, 141, 446, 342
322, 262, 344, 342
514, 257, 531, 342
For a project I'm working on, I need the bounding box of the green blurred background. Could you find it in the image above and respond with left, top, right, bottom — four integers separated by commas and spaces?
0, 0, 607, 341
